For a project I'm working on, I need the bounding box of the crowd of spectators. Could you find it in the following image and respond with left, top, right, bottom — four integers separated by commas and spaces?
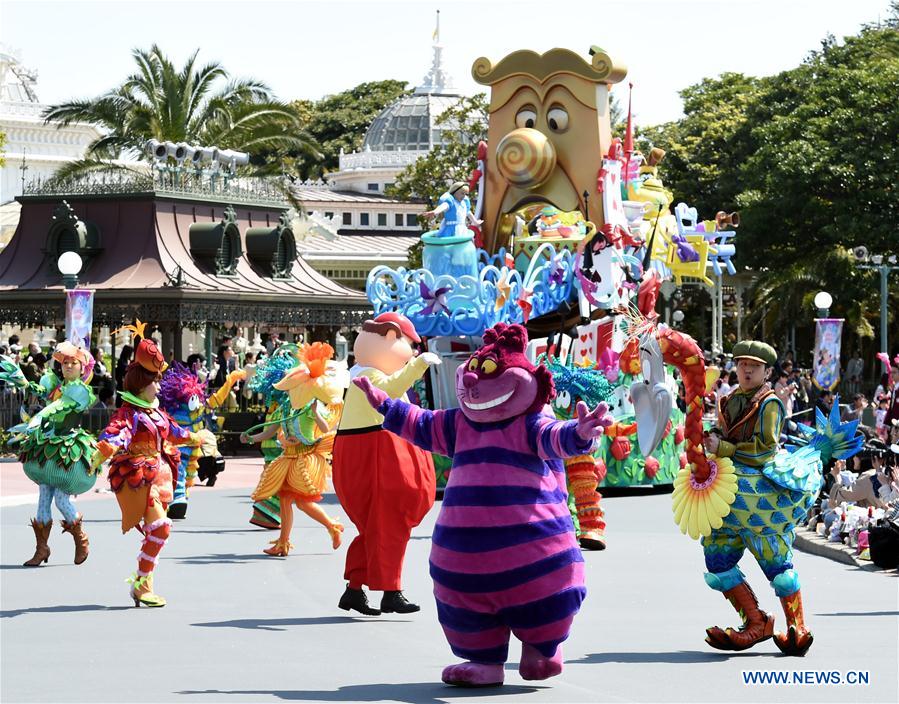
0, 331, 297, 438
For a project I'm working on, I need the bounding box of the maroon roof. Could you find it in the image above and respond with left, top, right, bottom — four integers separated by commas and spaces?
1, 195, 366, 298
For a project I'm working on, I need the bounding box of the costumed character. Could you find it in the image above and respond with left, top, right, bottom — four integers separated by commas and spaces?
250, 343, 346, 557
423, 182, 482, 238
542, 354, 614, 550
630, 320, 859, 657
353, 323, 613, 687
241, 347, 301, 529
95, 326, 199, 607
421, 182, 483, 280
159, 359, 245, 519
333, 312, 440, 616
1, 343, 98, 566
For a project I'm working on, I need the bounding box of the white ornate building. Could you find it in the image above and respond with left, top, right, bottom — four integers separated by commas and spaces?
0, 47, 101, 208
326, 24, 463, 196
295, 23, 467, 288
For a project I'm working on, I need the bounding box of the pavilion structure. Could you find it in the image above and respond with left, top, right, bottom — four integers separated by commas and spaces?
0, 173, 371, 361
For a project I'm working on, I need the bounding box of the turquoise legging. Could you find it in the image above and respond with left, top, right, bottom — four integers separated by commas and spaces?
36, 484, 78, 524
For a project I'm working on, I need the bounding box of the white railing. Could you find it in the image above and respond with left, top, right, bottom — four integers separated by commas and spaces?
338, 149, 428, 171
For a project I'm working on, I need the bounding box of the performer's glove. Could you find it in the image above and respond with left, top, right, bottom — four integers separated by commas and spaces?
353, 376, 389, 410
575, 401, 614, 442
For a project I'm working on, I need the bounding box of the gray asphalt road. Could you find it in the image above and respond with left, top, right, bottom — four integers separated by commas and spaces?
2, 487, 897, 704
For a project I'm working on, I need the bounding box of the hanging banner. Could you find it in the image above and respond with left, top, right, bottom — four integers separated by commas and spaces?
813, 318, 843, 391
65, 289, 94, 350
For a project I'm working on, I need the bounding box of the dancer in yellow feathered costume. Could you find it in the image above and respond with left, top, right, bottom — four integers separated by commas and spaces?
251, 343, 348, 556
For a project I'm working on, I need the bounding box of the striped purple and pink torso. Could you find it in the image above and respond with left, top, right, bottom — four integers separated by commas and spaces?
380, 398, 588, 663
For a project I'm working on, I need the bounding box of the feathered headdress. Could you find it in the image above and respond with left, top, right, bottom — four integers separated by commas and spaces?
786, 393, 864, 463
540, 354, 613, 414
114, 319, 167, 374
248, 349, 298, 407
158, 362, 207, 411
273, 342, 348, 407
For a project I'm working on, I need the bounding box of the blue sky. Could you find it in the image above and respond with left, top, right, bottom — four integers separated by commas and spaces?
1, 0, 890, 126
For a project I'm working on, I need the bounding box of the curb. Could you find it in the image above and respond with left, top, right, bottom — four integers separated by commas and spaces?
794, 526, 890, 574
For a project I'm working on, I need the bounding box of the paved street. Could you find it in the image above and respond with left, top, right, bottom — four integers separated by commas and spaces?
1, 460, 897, 704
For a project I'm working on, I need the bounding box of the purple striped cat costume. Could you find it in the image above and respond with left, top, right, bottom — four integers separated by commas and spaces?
353, 323, 612, 687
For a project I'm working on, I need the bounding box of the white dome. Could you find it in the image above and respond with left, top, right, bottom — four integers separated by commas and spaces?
362, 93, 463, 152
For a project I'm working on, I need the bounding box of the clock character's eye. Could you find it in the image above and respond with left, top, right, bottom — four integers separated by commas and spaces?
547, 106, 569, 132
515, 106, 537, 129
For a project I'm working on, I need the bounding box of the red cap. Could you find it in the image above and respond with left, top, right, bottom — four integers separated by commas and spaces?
374, 312, 421, 343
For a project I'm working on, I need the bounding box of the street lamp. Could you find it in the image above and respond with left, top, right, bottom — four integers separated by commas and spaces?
855, 252, 899, 365
672, 309, 685, 327
814, 291, 832, 318
57, 251, 83, 290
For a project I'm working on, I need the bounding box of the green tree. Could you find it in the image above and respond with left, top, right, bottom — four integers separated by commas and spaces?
641, 11, 899, 353
639, 72, 761, 217
288, 80, 411, 180
43, 45, 318, 178
388, 93, 488, 205
0, 129, 6, 168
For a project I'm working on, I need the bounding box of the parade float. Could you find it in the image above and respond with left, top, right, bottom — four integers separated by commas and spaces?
366, 45, 738, 489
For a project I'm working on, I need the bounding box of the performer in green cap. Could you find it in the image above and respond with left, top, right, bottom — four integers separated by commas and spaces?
700, 339, 819, 656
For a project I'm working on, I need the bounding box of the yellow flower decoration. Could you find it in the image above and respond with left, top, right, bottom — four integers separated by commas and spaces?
672, 455, 737, 539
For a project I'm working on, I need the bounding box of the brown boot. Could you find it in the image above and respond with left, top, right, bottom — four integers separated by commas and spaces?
774, 590, 814, 656
23, 519, 52, 567
61, 515, 90, 565
705, 582, 775, 651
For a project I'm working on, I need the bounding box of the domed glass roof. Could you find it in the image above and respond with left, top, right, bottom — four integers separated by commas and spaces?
362, 93, 462, 152
361, 39, 464, 152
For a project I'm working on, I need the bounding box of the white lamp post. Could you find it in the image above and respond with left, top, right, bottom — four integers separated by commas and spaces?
672, 309, 685, 327
57, 251, 83, 290
814, 291, 832, 318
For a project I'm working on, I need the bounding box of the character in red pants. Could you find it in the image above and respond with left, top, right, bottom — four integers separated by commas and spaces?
332, 313, 440, 615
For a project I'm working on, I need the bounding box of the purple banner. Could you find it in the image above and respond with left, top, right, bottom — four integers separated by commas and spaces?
65, 289, 94, 350
813, 318, 843, 391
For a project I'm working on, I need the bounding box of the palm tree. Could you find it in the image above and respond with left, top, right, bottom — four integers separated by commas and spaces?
43, 45, 320, 179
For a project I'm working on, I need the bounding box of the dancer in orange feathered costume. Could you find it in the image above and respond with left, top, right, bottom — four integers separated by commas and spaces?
251, 343, 347, 557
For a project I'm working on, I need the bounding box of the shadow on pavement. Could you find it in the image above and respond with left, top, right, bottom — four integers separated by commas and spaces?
173, 529, 263, 535
191, 615, 412, 631
172, 552, 289, 564
1, 604, 133, 618
571, 650, 773, 664
178, 682, 544, 702
817, 610, 899, 617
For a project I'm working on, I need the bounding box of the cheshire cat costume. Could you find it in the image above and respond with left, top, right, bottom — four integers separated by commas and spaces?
1, 343, 98, 566
353, 323, 613, 687
158, 362, 244, 519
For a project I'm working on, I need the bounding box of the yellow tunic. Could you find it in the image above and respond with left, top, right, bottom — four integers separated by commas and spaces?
338, 356, 430, 432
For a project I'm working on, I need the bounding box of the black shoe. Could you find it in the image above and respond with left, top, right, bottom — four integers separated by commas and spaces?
338, 587, 381, 616
380, 590, 420, 614
167, 503, 187, 520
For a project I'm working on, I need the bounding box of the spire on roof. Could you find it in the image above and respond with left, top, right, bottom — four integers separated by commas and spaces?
415, 9, 456, 95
